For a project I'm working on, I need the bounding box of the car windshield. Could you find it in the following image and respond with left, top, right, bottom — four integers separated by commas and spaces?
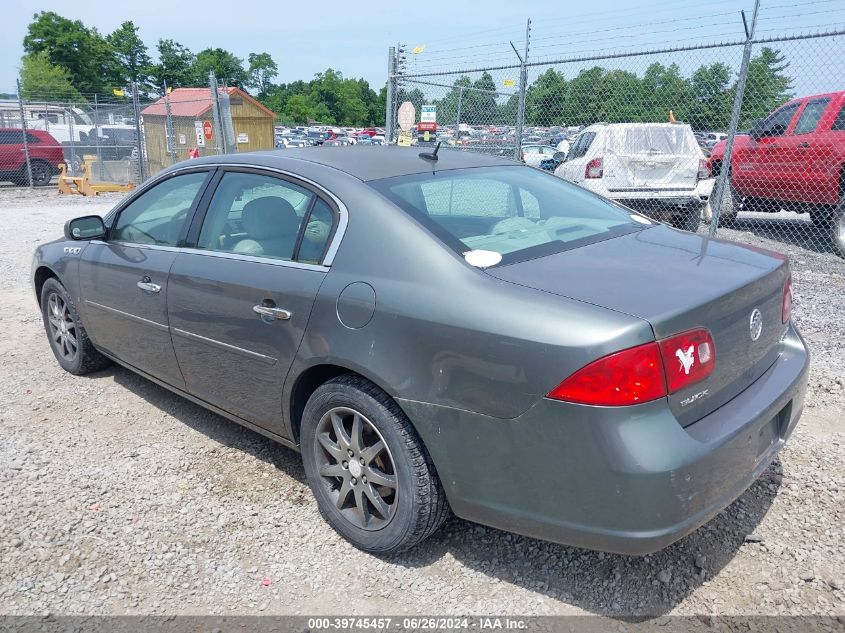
370, 165, 646, 265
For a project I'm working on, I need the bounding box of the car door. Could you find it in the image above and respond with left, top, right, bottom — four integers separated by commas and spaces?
0, 129, 24, 175
782, 96, 834, 204
738, 101, 801, 199
166, 168, 338, 436
78, 169, 213, 389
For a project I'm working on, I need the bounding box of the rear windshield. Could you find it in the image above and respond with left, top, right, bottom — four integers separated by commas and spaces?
607, 125, 697, 155
369, 166, 645, 266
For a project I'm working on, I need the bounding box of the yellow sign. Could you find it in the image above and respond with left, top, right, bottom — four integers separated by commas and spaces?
503, 79, 516, 87
112, 88, 125, 97
412, 45, 426, 55
423, 131, 430, 141
398, 131, 413, 147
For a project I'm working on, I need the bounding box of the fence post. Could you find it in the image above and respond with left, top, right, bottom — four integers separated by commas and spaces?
93, 94, 104, 180
163, 82, 177, 165
131, 82, 146, 182
512, 18, 531, 161
455, 86, 463, 138
385, 46, 396, 143
15, 79, 33, 188
209, 71, 225, 154
709, 0, 760, 235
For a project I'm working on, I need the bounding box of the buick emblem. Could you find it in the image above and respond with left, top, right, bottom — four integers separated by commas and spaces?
749, 308, 763, 342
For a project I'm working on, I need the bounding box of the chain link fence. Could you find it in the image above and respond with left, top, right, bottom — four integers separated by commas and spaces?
1, 73, 261, 191
389, 27, 845, 258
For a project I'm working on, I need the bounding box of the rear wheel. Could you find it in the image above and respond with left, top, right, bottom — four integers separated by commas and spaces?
40, 278, 110, 375
301, 375, 449, 554
25, 160, 53, 186
825, 196, 845, 258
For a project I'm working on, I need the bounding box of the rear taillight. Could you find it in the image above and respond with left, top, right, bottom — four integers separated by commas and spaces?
547, 328, 716, 406
585, 157, 603, 179
547, 342, 666, 406
697, 158, 710, 180
657, 328, 716, 394
782, 273, 792, 323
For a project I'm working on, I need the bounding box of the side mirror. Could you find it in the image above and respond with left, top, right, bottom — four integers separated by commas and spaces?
64, 215, 106, 241
553, 151, 567, 162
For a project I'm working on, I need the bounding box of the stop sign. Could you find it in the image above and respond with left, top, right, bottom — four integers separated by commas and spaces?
202, 120, 213, 140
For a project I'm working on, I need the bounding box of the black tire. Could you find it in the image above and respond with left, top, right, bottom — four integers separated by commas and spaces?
301, 374, 449, 554
826, 197, 845, 258
40, 278, 111, 375
717, 185, 740, 228
25, 160, 53, 186
674, 206, 702, 232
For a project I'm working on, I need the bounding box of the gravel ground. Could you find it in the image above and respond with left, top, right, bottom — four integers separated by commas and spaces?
0, 188, 843, 618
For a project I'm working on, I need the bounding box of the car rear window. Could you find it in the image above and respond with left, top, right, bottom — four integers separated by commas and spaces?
370, 166, 645, 266
608, 125, 697, 155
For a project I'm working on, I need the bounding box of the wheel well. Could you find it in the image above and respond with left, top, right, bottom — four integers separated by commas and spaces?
33, 266, 57, 301
289, 364, 357, 444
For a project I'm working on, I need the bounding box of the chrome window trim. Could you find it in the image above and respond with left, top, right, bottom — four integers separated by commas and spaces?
89, 240, 329, 273
108, 162, 349, 266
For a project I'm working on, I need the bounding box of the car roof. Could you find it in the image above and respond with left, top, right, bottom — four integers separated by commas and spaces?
198, 146, 519, 182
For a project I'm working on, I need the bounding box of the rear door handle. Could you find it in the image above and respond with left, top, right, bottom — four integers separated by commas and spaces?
253, 305, 292, 321
136, 278, 161, 293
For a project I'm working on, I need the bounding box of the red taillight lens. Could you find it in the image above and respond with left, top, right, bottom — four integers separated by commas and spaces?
548, 328, 717, 406
698, 158, 710, 180
782, 273, 792, 323
657, 328, 716, 394
585, 157, 603, 179
547, 342, 667, 406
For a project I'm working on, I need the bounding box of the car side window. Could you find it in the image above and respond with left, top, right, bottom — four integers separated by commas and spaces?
760, 103, 800, 137
830, 102, 845, 132
112, 172, 207, 246
568, 132, 595, 160
792, 98, 831, 135
197, 171, 330, 263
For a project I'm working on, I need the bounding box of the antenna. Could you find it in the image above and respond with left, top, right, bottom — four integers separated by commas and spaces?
419, 141, 441, 162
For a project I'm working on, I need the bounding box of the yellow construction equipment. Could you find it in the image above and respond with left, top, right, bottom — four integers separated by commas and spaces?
58, 157, 136, 196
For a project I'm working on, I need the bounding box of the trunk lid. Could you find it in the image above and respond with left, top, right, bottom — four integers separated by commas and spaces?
487, 226, 790, 426
602, 124, 700, 192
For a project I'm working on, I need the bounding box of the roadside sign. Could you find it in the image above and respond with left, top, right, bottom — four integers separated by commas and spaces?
236, 132, 249, 144
420, 104, 437, 124
418, 122, 437, 132
397, 130, 413, 146
398, 102, 416, 131
503, 79, 516, 87
194, 121, 205, 147
203, 120, 213, 140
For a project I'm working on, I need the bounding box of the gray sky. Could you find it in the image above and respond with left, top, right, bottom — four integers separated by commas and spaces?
2, 0, 843, 96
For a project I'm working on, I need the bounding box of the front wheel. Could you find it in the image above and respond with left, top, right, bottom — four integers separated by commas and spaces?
301, 375, 449, 554
40, 278, 110, 375
826, 198, 845, 258
26, 160, 53, 186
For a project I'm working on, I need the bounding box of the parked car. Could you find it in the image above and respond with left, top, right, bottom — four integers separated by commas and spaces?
707, 91, 845, 256
0, 128, 64, 185
555, 123, 712, 231
703, 132, 728, 150
520, 144, 559, 169
34, 148, 807, 556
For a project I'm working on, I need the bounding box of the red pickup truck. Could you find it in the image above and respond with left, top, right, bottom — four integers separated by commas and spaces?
708, 91, 845, 256
0, 128, 64, 186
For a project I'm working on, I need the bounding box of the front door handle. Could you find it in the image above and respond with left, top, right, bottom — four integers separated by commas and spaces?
253, 305, 292, 321
136, 278, 161, 293
797, 142, 810, 148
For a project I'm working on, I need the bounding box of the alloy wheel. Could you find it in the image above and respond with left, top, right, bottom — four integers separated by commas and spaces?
46, 292, 78, 361
314, 406, 398, 530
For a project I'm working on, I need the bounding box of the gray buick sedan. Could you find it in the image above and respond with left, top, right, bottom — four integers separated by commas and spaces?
32, 147, 808, 555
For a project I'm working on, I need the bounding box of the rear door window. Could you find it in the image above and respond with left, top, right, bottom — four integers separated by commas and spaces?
830, 102, 845, 132
792, 98, 831, 135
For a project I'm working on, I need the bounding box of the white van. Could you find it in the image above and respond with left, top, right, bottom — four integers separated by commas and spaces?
554, 122, 713, 231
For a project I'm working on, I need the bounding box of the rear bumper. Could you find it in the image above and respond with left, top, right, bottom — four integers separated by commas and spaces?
400, 323, 809, 554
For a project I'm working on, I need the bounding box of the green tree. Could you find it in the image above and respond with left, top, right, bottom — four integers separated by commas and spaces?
465, 72, 498, 124
283, 93, 314, 123
436, 76, 472, 125
193, 48, 248, 87
107, 21, 152, 90
19, 51, 84, 102
688, 63, 733, 130
741, 47, 793, 127
526, 69, 567, 126
150, 39, 196, 91
247, 52, 278, 98
23, 11, 116, 94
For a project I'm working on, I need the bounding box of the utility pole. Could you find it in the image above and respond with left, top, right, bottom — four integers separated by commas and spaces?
709, 0, 760, 235
385, 46, 396, 143
511, 18, 531, 161
163, 81, 177, 164
209, 71, 225, 154
131, 81, 146, 181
